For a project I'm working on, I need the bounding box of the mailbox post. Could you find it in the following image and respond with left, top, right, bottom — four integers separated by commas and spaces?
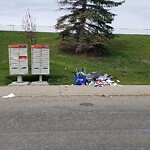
31, 45, 50, 82
8, 44, 28, 83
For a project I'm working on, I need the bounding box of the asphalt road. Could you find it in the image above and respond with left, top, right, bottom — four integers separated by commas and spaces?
0, 95, 150, 150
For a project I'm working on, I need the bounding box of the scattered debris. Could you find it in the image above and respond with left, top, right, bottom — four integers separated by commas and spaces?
74, 68, 120, 87
2, 93, 15, 98
74, 68, 86, 85
117, 80, 120, 83
99, 94, 109, 97
65, 85, 68, 90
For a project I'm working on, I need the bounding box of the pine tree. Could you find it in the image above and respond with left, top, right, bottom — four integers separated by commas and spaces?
56, 0, 125, 54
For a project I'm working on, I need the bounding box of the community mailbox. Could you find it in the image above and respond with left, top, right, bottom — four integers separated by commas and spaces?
31, 45, 50, 76
8, 44, 28, 75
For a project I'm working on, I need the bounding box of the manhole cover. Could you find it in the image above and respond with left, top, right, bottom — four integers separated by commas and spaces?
80, 103, 93, 107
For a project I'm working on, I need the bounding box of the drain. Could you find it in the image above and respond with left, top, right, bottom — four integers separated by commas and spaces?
80, 102, 93, 107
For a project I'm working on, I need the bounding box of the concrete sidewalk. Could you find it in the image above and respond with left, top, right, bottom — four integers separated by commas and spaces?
0, 85, 150, 97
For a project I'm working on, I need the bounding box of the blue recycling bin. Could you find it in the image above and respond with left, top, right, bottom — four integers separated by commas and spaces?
74, 74, 86, 85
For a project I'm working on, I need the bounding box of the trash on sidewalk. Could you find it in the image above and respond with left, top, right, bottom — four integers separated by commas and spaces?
2, 93, 15, 98
99, 94, 109, 97
65, 85, 68, 90
74, 68, 120, 87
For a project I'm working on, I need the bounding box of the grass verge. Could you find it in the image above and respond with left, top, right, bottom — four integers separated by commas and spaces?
0, 31, 150, 85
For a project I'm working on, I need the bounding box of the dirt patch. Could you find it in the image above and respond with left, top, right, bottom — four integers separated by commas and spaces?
142, 59, 150, 64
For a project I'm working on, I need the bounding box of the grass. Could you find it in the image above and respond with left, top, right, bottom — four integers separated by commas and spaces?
0, 31, 150, 85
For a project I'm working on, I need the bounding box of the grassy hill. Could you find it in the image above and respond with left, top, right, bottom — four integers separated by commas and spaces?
0, 31, 150, 85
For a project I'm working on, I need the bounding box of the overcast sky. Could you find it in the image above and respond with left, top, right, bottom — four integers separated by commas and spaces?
0, 0, 150, 29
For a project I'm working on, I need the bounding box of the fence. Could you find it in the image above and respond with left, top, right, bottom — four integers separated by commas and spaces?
0, 24, 150, 35
113, 28, 150, 35
0, 24, 57, 33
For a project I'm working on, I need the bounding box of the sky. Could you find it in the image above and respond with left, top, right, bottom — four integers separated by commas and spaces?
0, 0, 150, 29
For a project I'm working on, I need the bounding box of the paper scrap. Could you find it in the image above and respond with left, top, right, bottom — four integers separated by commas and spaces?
2, 93, 15, 98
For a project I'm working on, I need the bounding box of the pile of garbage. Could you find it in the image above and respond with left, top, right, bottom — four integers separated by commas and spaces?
74, 68, 120, 87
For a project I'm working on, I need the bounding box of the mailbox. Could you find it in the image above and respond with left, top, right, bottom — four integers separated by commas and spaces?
8, 44, 28, 75
31, 45, 50, 75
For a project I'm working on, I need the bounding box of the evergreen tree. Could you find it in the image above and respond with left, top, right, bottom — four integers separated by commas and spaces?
56, 0, 125, 54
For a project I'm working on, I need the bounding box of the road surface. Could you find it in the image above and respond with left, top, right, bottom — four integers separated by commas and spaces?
0, 95, 150, 150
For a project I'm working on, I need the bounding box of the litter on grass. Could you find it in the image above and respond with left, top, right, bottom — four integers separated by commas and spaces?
74, 68, 120, 87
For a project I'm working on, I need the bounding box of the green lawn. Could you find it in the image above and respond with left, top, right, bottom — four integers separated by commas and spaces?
0, 31, 150, 85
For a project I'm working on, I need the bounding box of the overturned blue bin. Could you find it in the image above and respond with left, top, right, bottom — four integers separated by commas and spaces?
74, 74, 86, 85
